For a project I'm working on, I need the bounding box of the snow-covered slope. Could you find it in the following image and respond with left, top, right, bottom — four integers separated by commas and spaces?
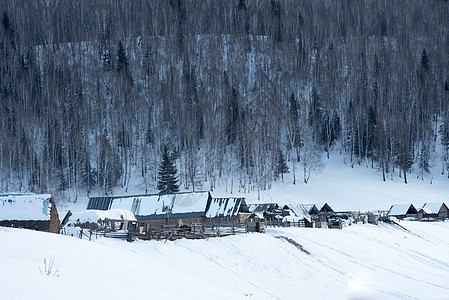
59, 152, 449, 214
2, 221, 449, 299
192, 153, 449, 212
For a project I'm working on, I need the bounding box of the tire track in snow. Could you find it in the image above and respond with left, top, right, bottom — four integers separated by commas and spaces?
284, 232, 449, 297
176, 240, 282, 300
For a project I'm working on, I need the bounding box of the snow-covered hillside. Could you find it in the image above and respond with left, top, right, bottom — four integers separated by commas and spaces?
2, 222, 449, 300
61, 152, 449, 214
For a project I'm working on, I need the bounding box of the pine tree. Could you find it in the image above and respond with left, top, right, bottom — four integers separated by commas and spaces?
276, 151, 289, 182
157, 145, 180, 194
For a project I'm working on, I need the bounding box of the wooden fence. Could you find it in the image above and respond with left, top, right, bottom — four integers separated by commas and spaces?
140, 222, 248, 241
265, 219, 306, 228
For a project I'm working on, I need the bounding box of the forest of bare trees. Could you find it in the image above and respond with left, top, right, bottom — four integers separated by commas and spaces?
1, 0, 448, 199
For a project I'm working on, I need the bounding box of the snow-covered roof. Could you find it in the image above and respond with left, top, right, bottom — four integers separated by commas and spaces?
87, 192, 212, 219
388, 204, 417, 216
205, 198, 246, 218
419, 207, 433, 214
302, 204, 319, 214
285, 204, 312, 222
421, 203, 447, 214
248, 203, 278, 213
0, 194, 53, 221
316, 203, 334, 213
66, 209, 137, 226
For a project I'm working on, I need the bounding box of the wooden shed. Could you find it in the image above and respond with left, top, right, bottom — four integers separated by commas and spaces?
246, 213, 265, 233
0, 193, 60, 233
418, 203, 449, 220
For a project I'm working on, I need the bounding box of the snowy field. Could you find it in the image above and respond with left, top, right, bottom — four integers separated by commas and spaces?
2, 221, 449, 300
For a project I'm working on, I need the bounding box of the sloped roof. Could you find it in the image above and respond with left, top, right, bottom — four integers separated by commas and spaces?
388, 204, 417, 216
248, 203, 278, 213
205, 198, 247, 218
316, 203, 334, 213
419, 207, 433, 214
0, 194, 53, 221
302, 204, 320, 214
88, 192, 212, 219
421, 203, 447, 214
285, 204, 312, 222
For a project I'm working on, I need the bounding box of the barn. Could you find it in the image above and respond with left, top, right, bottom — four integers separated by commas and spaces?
418, 203, 449, 220
0, 193, 60, 233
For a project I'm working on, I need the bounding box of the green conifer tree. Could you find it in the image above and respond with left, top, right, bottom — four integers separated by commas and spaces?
276, 151, 289, 182
157, 145, 180, 194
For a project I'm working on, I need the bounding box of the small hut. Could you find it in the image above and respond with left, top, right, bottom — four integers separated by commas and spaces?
387, 204, 418, 219
246, 213, 265, 233
418, 203, 449, 220
0, 193, 60, 233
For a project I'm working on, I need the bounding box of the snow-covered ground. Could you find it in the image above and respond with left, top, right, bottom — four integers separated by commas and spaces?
2, 221, 449, 299
214, 154, 449, 212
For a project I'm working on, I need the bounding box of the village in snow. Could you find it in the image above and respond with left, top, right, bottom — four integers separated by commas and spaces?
2, 1, 449, 299
2, 156, 449, 300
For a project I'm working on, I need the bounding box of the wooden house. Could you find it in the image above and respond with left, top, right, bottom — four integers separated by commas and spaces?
247, 203, 282, 221
0, 194, 60, 233
387, 204, 418, 219
282, 204, 313, 227
418, 203, 449, 220
246, 213, 265, 233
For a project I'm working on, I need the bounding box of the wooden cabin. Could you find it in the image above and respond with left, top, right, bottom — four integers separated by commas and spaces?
418, 203, 449, 220
0, 194, 60, 233
247, 203, 282, 221
246, 213, 265, 233
282, 204, 314, 227
387, 204, 418, 219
